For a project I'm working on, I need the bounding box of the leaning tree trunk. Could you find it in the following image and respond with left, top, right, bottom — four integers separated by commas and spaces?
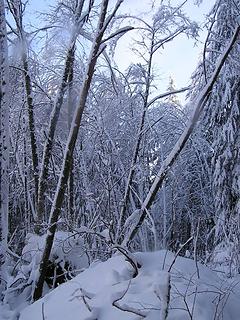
33, 0, 124, 301
36, 0, 90, 233
21, 48, 39, 202
121, 25, 240, 247
67, 60, 75, 223
0, 0, 9, 297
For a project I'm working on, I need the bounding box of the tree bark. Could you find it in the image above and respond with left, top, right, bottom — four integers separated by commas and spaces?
35, 42, 76, 233
116, 33, 155, 242
21, 50, 39, 200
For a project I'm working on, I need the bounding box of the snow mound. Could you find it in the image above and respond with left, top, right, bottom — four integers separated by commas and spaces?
23, 231, 89, 270
19, 250, 240, 320
4, 232, 89, 310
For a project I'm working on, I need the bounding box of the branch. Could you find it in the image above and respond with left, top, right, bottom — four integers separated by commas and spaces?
147, 86, 191, 108
153, 27, 187, 54
112, 245, 141, 278
112, 281, 147, 318
168, 236, 194, 272
100, 0, 124, 34
202, 0, 221, 83
101, 26, 134, 43
80, 288, 92, 313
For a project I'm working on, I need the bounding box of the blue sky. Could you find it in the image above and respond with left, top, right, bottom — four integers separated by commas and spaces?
26, 0, 214, 101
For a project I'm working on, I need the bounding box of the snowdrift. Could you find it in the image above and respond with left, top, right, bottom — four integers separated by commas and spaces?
19, 250, 240, 320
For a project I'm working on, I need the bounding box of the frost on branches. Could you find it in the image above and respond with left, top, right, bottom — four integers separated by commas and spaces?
0, 0, 9, 296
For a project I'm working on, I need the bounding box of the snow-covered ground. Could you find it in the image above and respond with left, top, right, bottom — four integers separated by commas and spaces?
15, 250, 240, 320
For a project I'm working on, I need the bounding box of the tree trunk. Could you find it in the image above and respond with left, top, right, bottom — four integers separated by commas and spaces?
35, 42, 76, 234
36, 0, 91, 233
7, 0, 39, 207
67, 48, 75, 224
0, 0, 9, 297
21, 50, 39, 202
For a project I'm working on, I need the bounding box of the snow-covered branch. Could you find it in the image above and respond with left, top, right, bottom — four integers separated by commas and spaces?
122, 24, 240, 246
147, 86, 191, 108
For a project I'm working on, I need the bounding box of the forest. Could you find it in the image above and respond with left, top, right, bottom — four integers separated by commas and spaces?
0, 0, 239, 319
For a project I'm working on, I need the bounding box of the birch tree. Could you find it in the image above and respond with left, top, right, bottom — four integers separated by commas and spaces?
36, 0, 93, 233
0, 0, 9, 296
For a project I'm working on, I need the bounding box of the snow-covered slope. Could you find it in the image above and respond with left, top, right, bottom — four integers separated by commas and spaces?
19, 251, 240, 320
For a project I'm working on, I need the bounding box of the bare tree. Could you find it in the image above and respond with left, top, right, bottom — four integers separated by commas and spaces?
7, 0, 39, 200
0, 0, 9, 296
116, 2, 198, 242
33, 0, 128, 301
36, 0, 93, 233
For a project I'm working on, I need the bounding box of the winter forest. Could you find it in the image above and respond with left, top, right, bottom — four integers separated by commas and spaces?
0, 0, 240, 319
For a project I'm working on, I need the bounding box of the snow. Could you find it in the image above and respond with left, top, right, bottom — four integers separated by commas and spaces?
22, 232, 89, 271
18, 250, 240, 320
3, 231, 89, 313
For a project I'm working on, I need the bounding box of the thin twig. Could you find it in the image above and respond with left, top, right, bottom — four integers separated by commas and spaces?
168, 236, 194, 272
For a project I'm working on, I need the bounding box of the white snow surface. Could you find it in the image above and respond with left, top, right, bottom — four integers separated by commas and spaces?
18, 250, 240, 320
